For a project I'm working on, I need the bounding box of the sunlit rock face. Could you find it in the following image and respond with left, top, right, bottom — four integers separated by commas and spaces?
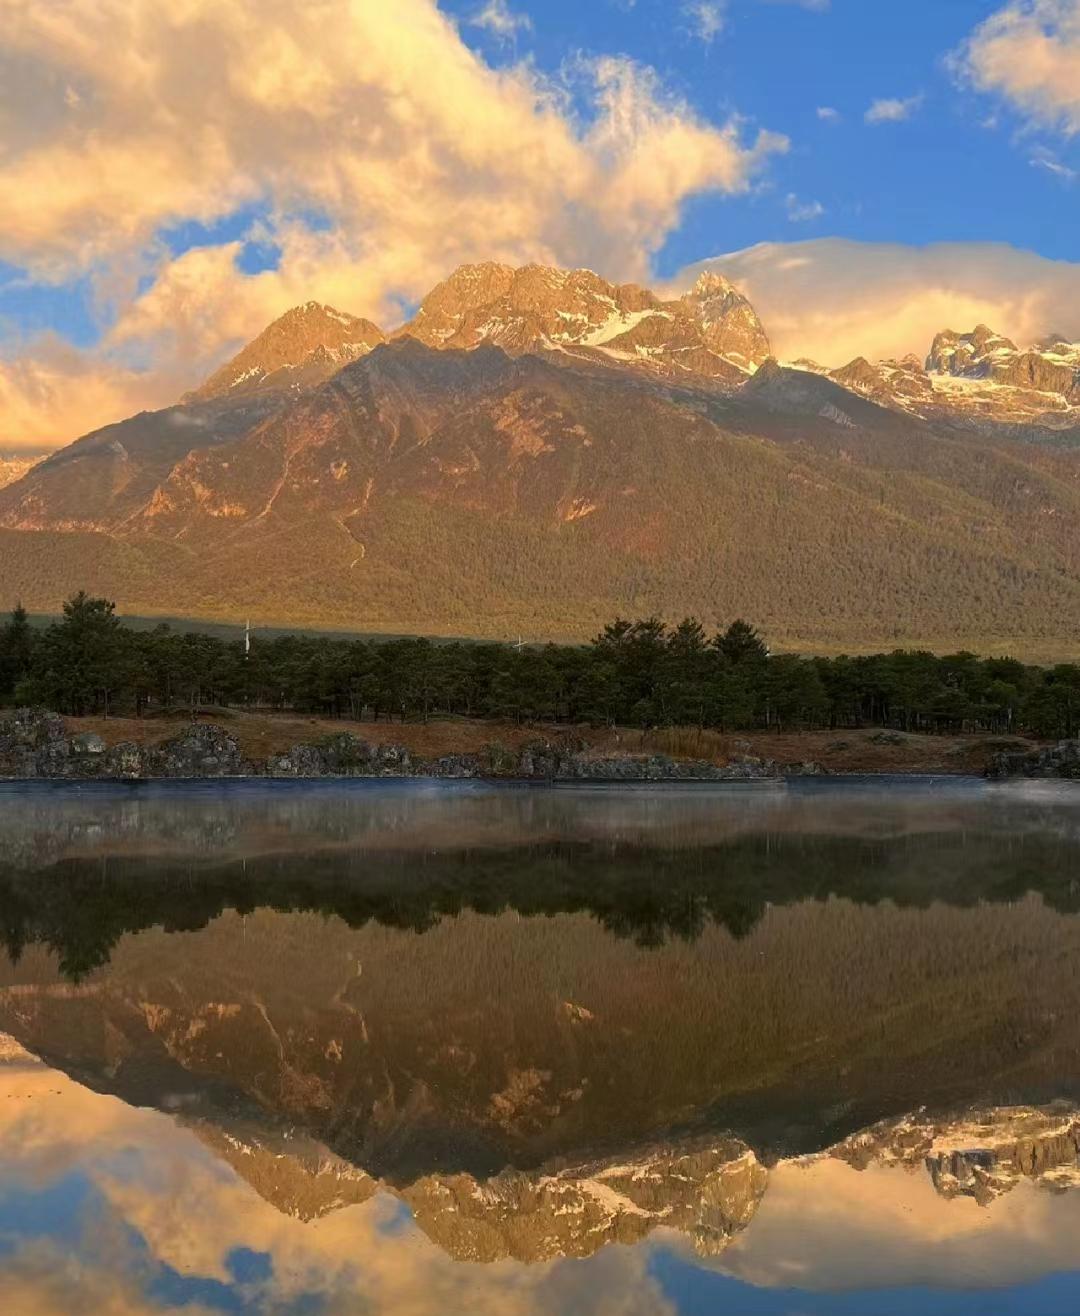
833, 1107, 1080, 1206
399, 262, 770, 379
184, 302, 387, 402
0, 456, 37, 489
398, 1140, 768, 1262
822, 322, 1080, 431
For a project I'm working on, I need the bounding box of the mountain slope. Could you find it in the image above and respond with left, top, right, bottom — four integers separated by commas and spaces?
2, 265, 1080, 653
185, 301, 386, 402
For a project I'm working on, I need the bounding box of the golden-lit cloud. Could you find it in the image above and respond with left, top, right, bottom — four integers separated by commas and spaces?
958, 0, 1080, 134
678, 237, 1080, 366
0, 0, 784, 449
0, 338, 184, 450
0, 1044, 673, 1316
714, 1157, 1080, 1291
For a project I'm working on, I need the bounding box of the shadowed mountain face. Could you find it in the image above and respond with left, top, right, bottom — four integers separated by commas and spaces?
1, 263, 1080, 649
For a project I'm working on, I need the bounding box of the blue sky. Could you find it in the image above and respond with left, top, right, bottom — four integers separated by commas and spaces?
445, 0, 1079, 270
1, 0, 1078, 449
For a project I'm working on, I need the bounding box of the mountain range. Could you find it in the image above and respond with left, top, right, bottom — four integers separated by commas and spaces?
3, 885, 1080, 1262
2, 261, 1079, 654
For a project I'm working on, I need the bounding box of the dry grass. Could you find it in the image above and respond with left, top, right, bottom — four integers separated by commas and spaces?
65, 711, 568, 763
63, 711, 1042, 774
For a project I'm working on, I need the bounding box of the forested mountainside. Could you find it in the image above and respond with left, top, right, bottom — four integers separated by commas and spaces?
2, 262, 1079, 656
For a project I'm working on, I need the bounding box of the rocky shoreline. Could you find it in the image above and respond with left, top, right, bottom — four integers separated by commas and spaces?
986, 739, 1080, 780
0, 707, 806, 782
4, 708, 1077, 783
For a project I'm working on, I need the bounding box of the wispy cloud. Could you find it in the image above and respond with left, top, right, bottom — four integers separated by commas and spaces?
865, 93, 925, 124
470, 0, 532, 40
682, 1, 727, 42
785, 194, 825, 221
1030, 146, 1078, 181
956, 0, 1080, 135
816, 106, 841, 122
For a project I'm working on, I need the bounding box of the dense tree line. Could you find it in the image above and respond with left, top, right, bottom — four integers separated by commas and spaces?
6, 827, 1080, 978
1, 592, 1078, 737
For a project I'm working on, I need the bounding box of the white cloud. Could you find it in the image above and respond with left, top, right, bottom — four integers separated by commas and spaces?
1030, 146, 1079, 180
865, 93, 925, 124
816, 106, 841, 122
471, 0, 533, 40
785, 194, 825, 222
0, 0, 786, 449
958, 0, 1080, 134
675, 237, 1080, 366
683, 1, 727, 42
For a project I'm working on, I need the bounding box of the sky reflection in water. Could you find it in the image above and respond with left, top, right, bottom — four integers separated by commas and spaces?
0, 778, 1079, 1313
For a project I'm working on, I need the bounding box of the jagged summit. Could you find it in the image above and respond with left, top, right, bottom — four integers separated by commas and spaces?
180, 262, 770, 414
398, 260, 770, 380
680, 270, 770, 372
185, 301, 386, 402
927, 324, 1019, 375
800, 321, 1080, 430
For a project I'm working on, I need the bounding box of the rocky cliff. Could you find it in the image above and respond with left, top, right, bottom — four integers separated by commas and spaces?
398, 262, 770, 380
833, 1106, 1080, 1206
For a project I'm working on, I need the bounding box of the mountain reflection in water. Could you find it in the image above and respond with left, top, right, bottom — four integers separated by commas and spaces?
0, 777, 1079, 1313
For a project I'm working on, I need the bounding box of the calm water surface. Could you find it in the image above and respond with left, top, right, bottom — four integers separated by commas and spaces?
1, 777, 1079, 1314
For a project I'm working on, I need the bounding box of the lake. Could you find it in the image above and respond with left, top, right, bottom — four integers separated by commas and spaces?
1, 777, 1079, 1314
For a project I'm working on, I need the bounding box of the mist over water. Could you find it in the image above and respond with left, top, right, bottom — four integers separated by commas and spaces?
1, 778, 1080, 1313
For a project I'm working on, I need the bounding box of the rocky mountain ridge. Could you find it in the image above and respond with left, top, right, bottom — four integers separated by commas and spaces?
3, 1028, 1076, 1263
833, 1106, 1080, 1206
786, 320, 1080, 432
396, 262, 771, 381
217, 1104, 1080, 1260
2, 261, 1080, 651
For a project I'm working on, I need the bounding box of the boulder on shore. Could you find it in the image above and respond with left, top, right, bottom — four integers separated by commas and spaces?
986, 739, 1080, 780
0, 710, 253, 779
